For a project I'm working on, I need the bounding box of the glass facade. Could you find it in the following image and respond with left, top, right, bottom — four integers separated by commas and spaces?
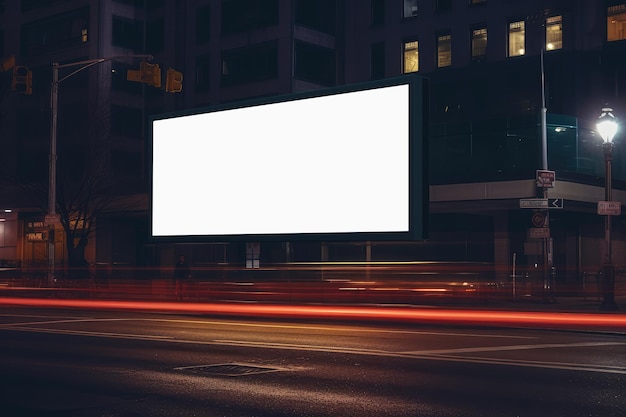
429, 114, 618, 185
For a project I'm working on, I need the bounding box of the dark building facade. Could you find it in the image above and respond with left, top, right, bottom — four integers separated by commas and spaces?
1, 0, 626, 288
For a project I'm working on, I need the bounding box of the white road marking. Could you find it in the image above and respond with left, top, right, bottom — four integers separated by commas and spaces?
3, 326, 173, 340
0, 314, 534, 338
1, 316, 624, 375
128, 317, 535, 339
401, 341, 626, 355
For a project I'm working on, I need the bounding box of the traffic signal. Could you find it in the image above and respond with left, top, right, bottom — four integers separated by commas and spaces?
127, 61, 161, 87
165, 68, 183, 93
12, 66, 32, 95
0, 55, 15, 73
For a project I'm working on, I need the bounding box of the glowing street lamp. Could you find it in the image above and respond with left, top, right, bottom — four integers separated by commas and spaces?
596, 107, 619, 311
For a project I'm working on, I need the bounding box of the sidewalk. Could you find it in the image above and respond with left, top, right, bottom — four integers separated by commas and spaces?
481, 294, 625, 313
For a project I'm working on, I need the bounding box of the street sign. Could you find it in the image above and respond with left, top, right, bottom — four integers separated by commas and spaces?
598, 201, 622, 216
529, 227, 550, 239
548, 198, 563, 209
536, 170, 555, 188
531, 211, 546, 227
520, 198, 548, 209
44, 214, 61, 226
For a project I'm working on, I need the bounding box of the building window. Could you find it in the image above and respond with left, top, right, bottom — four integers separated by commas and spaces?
471, 27, 487, 61
196, 5, 211, 43
112, 16, 143, 50
403, 40, 418, 73
403, 0, 418, 18
508, 20, 525, 57
295, 0, 337, 34
545, 15, 562, 50
195, 54, 210, 92
437, 34, 451, 68
608, 4, 626, 42
146, 19, 164, 52
371, 0, 385, 25
294, 41, 336, 86
371, 42, 385, 80
221, 0, 279, 35
21, 7, 90, 56
221, 41, 278, 86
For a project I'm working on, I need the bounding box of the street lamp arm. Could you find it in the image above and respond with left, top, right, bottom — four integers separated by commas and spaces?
55, 54, 154, 84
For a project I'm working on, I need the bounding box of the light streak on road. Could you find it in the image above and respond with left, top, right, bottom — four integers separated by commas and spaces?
1, 297, 625, 331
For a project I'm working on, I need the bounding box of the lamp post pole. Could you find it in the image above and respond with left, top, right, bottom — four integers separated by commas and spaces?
46, 55, 153, 284
596, 107, 619, 311
47, 64, 59, 285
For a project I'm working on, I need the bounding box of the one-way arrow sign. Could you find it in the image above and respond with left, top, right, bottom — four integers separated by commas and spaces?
548, 198, 563, 209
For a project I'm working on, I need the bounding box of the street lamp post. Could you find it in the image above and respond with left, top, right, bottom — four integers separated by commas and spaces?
46, 55, 153, 284
596, 107, 619, 311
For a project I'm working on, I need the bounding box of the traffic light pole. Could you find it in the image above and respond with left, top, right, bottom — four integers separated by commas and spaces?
47, 55, 152, 284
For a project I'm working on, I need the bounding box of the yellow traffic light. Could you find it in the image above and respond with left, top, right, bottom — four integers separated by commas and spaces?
12, 66, 32, 95
141, 61, 161, 87
165, 68, 183, 93
1, 55, 15, 73
126, 61, 161, 87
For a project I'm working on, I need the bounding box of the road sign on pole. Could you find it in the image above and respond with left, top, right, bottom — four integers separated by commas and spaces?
44, 214, 61, 226
548, 198, 563, 209
531, 211, 546, 227
520, 198, 548, 209
529, 228, 550, 239
598, 201, 621, 216
536, 170, 555, 188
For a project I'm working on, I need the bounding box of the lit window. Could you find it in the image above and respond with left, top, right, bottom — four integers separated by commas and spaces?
403, 40, 418, 73
437, 34, 451, 68
508, 21, 525, 57
608, 4, 626, 41
472, 28, 487, 61
545, 16, 562, 50
81, 28, 88, 43
403, 0, 418, 18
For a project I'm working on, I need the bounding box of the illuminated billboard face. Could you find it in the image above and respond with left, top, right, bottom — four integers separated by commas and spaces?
151, 78, 426, 240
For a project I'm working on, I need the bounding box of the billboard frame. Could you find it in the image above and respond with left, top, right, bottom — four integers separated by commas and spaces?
148, 75, 429, 242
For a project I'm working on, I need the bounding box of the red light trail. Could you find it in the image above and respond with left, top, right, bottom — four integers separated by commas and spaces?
1, 297, 625, 331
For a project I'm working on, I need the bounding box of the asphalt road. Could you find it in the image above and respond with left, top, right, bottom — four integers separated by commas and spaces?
0, 306, 625, 417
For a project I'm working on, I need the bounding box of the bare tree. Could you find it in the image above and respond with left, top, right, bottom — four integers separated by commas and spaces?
56, 136, 114, 278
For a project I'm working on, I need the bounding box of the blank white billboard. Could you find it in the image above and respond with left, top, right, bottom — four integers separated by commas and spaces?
151, 79, 425, 239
